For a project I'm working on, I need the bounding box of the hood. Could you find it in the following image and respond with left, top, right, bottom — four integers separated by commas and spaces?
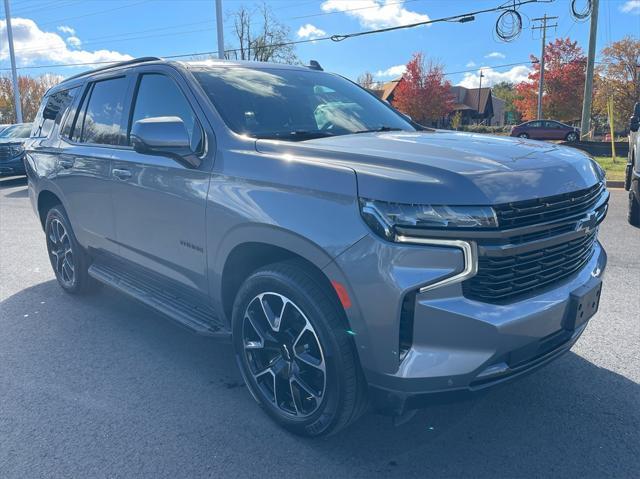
255, 130, 603, 205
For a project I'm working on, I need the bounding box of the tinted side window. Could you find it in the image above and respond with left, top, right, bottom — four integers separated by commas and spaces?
77, 77, 128, 145
529, 121, 542, 128
129, 74, 203, 154
33, 87, 79, 138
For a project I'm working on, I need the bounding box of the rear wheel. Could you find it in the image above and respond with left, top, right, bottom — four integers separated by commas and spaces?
566, 132, 579, 142
45, 206, 96, 294
232, 261, 367, 436
628, 185, 640, 227
518, 133, 529, 139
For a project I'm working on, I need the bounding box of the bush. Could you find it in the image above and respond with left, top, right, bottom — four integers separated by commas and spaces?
455, 124, 512, 135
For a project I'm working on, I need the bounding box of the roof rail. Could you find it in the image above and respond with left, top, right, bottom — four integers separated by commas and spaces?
63, 56, 163, 82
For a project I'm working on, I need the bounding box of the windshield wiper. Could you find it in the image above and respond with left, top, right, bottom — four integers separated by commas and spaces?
255, 130, 335, 141
353, 126, 404, 134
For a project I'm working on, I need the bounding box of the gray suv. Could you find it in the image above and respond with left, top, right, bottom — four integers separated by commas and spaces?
27, 57, 608, 436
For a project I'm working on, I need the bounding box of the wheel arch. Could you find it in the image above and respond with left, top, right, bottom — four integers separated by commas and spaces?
212, 224, 362, 328
37, 189, 63, 229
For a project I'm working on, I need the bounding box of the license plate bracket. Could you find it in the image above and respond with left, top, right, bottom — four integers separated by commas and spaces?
563, 277, 602, 330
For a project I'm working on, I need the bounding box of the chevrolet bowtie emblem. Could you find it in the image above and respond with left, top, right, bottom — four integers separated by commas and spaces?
576, 211, 598, 234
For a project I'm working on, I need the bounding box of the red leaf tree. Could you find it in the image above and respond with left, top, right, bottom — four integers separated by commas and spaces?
393, 52, 454, 125
514, 38, 586, 122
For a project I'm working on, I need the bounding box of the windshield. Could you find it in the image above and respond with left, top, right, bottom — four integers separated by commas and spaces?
193, 67, 415, 141
0, 124, 32, 139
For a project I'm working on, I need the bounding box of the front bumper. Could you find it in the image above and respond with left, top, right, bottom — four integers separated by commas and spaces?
0, 154, 26, 176
326, 234, 607, 415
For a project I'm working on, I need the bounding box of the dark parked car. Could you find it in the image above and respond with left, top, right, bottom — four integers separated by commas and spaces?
0, 122, 32, 176
511, 120, 580, 142
27, 57, 608, 436
626, 102, 640, 226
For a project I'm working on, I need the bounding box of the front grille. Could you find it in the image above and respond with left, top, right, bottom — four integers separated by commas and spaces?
494, 182, 605, 229
465, 230, 598, 302
0, 148, 12, 162
463, 182, 607, 303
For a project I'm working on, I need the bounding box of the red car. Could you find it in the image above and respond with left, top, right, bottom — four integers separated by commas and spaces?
510, 120, 580, 142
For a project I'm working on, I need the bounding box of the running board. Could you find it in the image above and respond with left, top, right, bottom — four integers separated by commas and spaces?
88, 262, 230, 337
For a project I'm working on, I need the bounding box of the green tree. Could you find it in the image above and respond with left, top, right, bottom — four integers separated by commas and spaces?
491, 81, 521, 124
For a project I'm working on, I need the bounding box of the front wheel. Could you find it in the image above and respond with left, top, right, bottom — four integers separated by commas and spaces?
232, 262, 367, 436
566, 132, 579, 142
518, 133, 529, 139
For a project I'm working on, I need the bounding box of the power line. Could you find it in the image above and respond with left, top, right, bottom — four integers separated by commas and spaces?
330, 0, 553, 42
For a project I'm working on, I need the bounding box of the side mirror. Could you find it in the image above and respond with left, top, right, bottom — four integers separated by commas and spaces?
630, 116, 640, 133
130, 116, 200, 168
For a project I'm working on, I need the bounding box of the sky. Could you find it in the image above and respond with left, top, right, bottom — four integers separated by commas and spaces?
0, 0, 639, 88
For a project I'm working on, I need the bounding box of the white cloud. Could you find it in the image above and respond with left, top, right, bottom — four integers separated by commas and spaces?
297, 23, 327, 39
375, 64, 406, 78
1, 18, 132, 66
321, 0, 429, 29
57, 25, 75, 35
485, 51, 506, 59
621, 1, 640, 13
457, 65, 532, 88
466, 60, 476, 67
66, 36, 82, 48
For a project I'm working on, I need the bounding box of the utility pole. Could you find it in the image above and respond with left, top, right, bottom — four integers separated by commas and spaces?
3, 0, 22, 123
477, 70, 484, 125
215, 0, 225, 59
532, 14, 558, 121
580, 0, 599, 140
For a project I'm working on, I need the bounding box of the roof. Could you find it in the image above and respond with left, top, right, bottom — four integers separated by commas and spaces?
380, 79, 401, 101
56, 56, 321, 90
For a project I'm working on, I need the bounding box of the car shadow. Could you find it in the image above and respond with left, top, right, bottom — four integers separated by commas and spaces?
1, 280, 637, 477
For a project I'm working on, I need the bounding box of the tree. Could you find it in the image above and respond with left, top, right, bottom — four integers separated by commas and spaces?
513, 38, 586, 122
491, 81, 521, 124
226, 3, 297, 64
593, 36, 640, 131
0, 74, 61, 123
393, 52, 454, 125
357, 72, 375, 90
450, 111, 462, 130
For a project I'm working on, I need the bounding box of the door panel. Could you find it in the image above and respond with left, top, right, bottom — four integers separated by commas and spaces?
110, 152, 210, 292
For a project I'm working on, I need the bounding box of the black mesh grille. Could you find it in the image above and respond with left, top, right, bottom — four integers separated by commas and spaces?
463, 182, 607, 303
464, 230, 598, 302
0, 148, 13, 162
494, 183, 605, 229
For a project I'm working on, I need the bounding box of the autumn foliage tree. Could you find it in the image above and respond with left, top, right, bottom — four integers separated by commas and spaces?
514, 38, 586, 122
593, 36, 640, 130
0, 74, 61, 123
393, 52, 453, 125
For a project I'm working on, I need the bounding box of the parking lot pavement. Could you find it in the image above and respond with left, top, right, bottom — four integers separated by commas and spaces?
0, 175, 638, 479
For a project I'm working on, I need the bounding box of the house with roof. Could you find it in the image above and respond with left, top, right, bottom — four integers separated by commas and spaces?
374, 79, 506, 127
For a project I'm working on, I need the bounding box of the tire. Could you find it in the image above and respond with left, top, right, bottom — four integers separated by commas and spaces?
628, 185, 640, 227
45, 205, 96, 294
518, 133, 529, 139
232, 261, 367, 437
566, 132, 579, 142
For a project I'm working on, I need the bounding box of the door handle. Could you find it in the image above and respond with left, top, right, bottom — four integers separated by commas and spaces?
112, 168, 132, 180
58, 158, 75, 169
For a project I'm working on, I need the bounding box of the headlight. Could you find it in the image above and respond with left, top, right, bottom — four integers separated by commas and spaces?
9, 146, 24, 157
360, 198, 498, 241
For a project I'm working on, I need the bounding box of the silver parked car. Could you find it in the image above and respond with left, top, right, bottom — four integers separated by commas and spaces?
26, 57, 608, 436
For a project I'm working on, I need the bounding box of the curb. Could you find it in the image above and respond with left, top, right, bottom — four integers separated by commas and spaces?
606, 180, 624, 189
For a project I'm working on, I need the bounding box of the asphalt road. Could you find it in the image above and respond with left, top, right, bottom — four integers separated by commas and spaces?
1, 175, 638, 479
